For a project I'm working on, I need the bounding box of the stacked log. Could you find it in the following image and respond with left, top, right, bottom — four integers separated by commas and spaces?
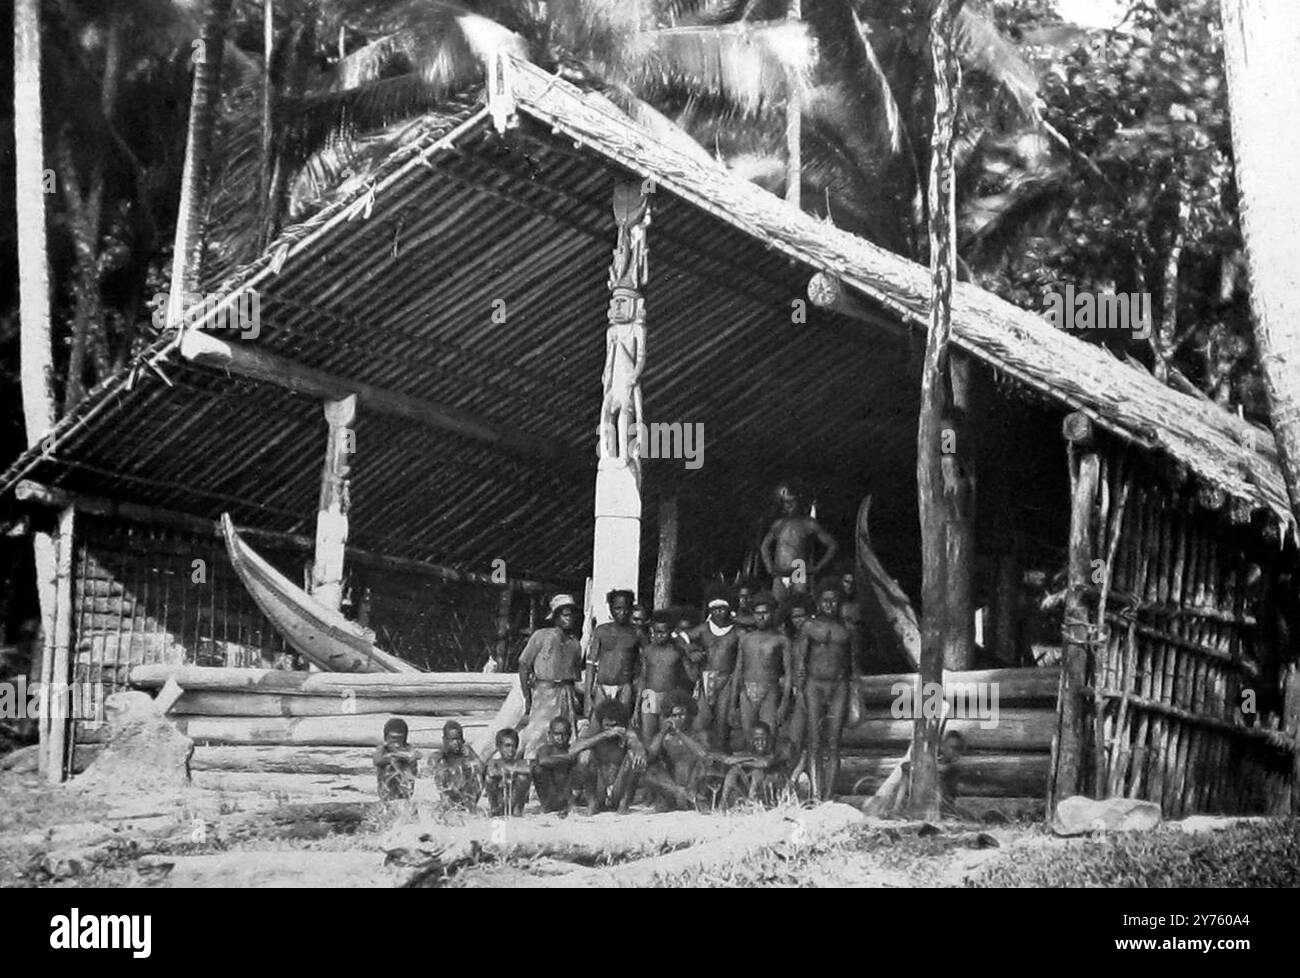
834, 667, 1059, 809
71, 666, 517, 798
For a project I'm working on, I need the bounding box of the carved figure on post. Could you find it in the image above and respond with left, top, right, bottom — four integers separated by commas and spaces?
600, 183, 651, 480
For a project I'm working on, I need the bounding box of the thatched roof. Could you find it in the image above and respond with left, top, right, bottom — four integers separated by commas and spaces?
1, 57, 1290, 586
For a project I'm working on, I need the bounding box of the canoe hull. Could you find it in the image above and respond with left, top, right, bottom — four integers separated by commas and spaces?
221, 514, 420, 673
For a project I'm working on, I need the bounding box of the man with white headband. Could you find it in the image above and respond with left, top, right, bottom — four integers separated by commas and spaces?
684, 591, 742, 749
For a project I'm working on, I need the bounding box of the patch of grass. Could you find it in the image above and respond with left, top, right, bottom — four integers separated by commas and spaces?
967, 820, 1300, 887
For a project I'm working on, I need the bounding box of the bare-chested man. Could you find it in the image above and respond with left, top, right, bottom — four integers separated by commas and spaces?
585, 589, 641, 716
731, 592, 795, 737
796, 582, 863, 800
643, 692, 719, 811
733, 581, 758, 631
636, 610, 695, 742
760, 485, 838, 601
571, 700, 646, 814
630, 602, 650, 643
684, 594, 740, 749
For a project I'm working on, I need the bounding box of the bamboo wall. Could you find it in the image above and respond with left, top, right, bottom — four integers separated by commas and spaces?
1077, 452, 1296, 815
68, 514, 534, 758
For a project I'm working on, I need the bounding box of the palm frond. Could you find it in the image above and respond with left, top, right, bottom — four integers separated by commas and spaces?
595, 85, 718, 166
851, 8, 903, 154
331, 1, 528, 90
630, 19, 813, 117
954, 6, 1040, 117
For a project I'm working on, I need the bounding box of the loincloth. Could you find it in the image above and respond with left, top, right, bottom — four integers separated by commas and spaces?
742, 681, 778, 705
599, 682, 628, 700
696, 670, 730, 703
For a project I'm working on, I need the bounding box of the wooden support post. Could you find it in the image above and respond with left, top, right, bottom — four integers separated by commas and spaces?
34, 531, 56, 780
494, 587, 513, 671
46, 506, 75, 783
653, 494, 679, 610
943, 354, 977, 670
311, 395, 356, 612
910, 0, 961, 820
1051, 412, 1100, 809
991, 549, 1022, 666
592, 182, 651, 622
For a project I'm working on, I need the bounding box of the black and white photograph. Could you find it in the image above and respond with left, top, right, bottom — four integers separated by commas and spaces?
0, 0, 1293, 925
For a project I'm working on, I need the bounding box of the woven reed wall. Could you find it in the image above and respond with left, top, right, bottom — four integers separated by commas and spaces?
1083, 452, 1295, 815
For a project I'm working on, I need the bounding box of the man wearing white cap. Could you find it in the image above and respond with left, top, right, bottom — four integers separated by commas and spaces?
518, 593, 583, 757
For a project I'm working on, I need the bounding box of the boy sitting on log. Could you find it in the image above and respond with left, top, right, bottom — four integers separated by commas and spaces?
531, 716, 579, 816
373, 718, 419, 802
571, 700, 646, 814
483, 728, 532, 817
636, 609, 696, 742
429, 719, 483, 811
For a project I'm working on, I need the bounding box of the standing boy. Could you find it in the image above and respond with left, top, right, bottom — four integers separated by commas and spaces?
585, 589, 642, 717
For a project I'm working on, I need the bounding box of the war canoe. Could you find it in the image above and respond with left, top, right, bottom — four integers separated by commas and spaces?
220, 513, 420, 673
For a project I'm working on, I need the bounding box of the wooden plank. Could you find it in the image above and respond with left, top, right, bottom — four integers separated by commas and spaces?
841, 709, 1055, 752
168, 690, 504, 717
172, 713, 491, 747
191, 745, 374, 776
856, 667, 1060, 705
128, 664, 516, 696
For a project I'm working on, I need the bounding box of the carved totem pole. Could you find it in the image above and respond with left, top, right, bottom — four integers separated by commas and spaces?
591, 182, 651, 624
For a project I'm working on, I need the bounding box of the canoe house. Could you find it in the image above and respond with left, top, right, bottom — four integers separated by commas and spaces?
2, 55, 1297, 816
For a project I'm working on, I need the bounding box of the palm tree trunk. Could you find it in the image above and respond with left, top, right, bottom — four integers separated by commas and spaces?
1221, 0, 1300, 526
166, 0, 234, 328
911, 0, 963, 820
784, 0, 802, 208
14, 0, 54, 446
257, 0, 277, 251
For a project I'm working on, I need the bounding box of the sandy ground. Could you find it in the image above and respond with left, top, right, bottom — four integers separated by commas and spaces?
0, 763, 1059, 888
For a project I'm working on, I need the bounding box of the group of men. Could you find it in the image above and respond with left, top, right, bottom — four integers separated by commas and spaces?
373, 484, 872, 814
509, 566, 864, 809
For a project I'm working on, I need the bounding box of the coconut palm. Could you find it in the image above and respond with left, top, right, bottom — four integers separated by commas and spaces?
14, 0, 54, 445
166, 0, 236, 328
1221, 0, 1300, 525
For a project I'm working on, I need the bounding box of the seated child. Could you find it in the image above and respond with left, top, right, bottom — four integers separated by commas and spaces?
373, 717, 419, 801
643, 691, 720, 812
720, 722, 793, 809
483, 728, 532, 817
938, 730, 965, 816
571, 700, 646, 814
430, 719, 483, 811
531, 717, 578, 815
